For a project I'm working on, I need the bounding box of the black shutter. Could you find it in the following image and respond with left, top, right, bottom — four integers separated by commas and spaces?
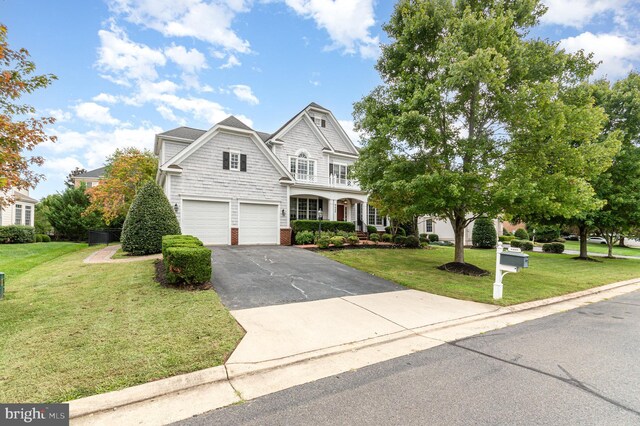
223, 151, 230, 170
321, 119, 326, 128
240, 154, 247, 172
329, 163, 334, 175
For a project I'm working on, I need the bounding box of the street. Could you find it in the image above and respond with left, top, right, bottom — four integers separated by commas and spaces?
176, 290, 640, 425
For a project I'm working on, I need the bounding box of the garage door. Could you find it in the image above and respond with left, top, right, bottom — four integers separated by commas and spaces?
181, 200, 230, 245
239, 203, 279, 245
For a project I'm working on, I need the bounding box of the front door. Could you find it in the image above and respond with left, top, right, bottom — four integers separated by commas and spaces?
337, 204, 345, 221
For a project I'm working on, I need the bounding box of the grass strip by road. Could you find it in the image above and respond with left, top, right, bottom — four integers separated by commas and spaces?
562, 241, 640, 257
0, 246, 244, 403
321, 247, 640, 306
0, 242, 86, 278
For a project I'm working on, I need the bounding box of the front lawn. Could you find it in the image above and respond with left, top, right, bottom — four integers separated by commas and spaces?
0, 242, 86, 277
562, 241, 640, 257
0, 246, 244, 403
321, 247, 640, 305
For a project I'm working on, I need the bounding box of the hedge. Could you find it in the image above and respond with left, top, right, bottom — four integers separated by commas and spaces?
405, 235, 420, 248
428, 234, 439, 242
291, 220, 355, 233
35, 234, 43, 243
510, 239, 534, 251
381, 233, 393, 242
162, 235, 211, 285
542, 242, 565, 254
0, 225, 35, 244
472, 217, 496, 249
161, 235, 203, 257
121, 181, 181, 255
41, 234, 51, 243
367, 225, 377, 235
514, 228, 529, 241
498, 235, 516, 242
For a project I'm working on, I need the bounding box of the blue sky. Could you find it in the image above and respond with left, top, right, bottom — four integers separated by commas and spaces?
3, 0, 639, 199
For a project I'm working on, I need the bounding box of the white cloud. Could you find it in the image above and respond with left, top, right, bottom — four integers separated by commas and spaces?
96, 22, 166, 85
338, 119, 361, 145
541, 0, 628, 28
92, 93, 119, 104
74, 102, 121, 125
230, 84, 259, 105
284, 0, 380, 58
46, 109, 72, 122
108, 0, 251, 53
165, 44, 208, 73
220, 54, 241, 69
559, 32, 640, 79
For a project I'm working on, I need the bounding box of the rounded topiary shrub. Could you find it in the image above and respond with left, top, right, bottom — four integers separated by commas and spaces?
381, 233, 393, 242
121, 181, 181, 255
369, 233, 380, 243
394, 235, 407, 245
42, 234, 51, 242
367, 225, 377, 235
542, 242, 565, 253
405, 235, 420, 248
347, 235, 360, 245
514, 228, 529, 241
330, 236, 345, 247
428, 234, 439, 242
317, 236, 331, 249
511, 239, 534, 251
472, 217, 497, 248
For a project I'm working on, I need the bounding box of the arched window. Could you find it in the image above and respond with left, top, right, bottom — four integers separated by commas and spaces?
290, 150, 315, 182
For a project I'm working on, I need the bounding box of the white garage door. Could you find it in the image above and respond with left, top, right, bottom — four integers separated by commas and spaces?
239, 203, 279, 245
181, 200, 230, 245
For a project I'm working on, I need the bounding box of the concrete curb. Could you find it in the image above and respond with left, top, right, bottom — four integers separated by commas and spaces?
68, 277, 640, 424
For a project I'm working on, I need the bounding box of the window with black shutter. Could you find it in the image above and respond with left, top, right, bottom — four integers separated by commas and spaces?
240, 154, 247, 172
223, 151, 230, 170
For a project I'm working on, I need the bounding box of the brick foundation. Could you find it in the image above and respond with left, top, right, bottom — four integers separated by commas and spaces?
231, 228, 239, 245
280, 228, 292, 246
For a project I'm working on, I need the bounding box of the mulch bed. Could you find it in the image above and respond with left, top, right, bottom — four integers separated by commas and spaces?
437, 262, 490, 277
154, 259, 212, 291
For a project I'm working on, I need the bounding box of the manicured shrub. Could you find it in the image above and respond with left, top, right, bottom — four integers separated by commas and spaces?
0, 225, 35, 244
498, 235, 516, 242
472, 217, 497, 249
347, 235, 360, 245
381, 233, 393, 242
291, 220, 355, 233
336, 230, 350, 238
121, 181, 181, 255
430, 240, 454, 246
405, 235, 420, 248
514, 228, 529, 241
510, 239, 534, 251
533, 226, 561, 243
330, 236, 345, 247
162, 235, 203, 257
164, 246, 212, 285
367, 225, 377, 235
41, 234, 51, 242
394, 235, 407, 245
295, 230, 315, 245
385, 226, 406, 236
35, 234, 43, 243
369, 233, 380, 243
428, 234, 439, 242
542, 242, 565, 254
317, 236, 331, 249
419, 233, 428, 242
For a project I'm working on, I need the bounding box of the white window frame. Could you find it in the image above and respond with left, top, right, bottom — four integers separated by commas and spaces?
368, 205, 383, 226
25, 205, 32, 227
230, 151, 240, 171
14, 204, 22, 225
290, 197, 319, 220
289, 151, 316, 183
425, 219, 433, 233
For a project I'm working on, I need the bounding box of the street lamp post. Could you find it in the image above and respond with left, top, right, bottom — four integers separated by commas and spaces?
318, 208, 323, 237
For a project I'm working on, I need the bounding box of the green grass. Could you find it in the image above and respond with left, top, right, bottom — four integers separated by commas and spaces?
0, 242, 87, 278
321, 247, 640, 306
0, 247, 244, 403
562, 241, 640, 257
111, 247, 130, 259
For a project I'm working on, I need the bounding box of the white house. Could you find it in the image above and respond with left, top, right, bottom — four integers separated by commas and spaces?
418, 216, 502, 245
0, 188, 38, 227
155, 103, 386, 245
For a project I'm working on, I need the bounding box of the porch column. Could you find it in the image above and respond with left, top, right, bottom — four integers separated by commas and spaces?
327, 199, 336, 221
363, 202, 368, 227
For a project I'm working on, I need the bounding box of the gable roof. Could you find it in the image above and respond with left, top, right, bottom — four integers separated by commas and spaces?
75, 166, 106, 178
268, 103, 335, 151
217, 116, 253, 131
158, 127, 207, 141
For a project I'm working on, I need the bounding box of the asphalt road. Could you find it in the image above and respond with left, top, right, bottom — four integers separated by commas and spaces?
176, 290, 640, 425
211, 246, 401, 310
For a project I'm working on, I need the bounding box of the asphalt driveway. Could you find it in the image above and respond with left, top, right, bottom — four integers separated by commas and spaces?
211, 246, 402, 310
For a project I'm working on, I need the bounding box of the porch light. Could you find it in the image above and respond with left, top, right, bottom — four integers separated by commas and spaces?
318, 208, 323, 220
173, 203, 179, 214
281, 208, 286, 217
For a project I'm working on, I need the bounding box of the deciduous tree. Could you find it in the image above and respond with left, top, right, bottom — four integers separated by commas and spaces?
64, 167, 87, 188
0, 24, 56, 207
86, 147, 158, 225
354, 0, 619, 267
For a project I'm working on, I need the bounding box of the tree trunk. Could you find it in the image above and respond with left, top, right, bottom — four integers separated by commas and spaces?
619, 236, 626, 247
607, 242, 614, 258
578, 224, 589, 259
453, 216, 466, 264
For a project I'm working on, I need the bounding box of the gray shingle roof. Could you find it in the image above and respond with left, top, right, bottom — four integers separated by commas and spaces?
75, 166, 106, 178
218, 115, 253, 131
158, 127, 207, 141
256, 131, 271, 142
308, 102, 329, 111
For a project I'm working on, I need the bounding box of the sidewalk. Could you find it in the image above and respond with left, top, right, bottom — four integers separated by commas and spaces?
69, 278, 640, 425
531, 246, 640, 259
83, 244, 162, 264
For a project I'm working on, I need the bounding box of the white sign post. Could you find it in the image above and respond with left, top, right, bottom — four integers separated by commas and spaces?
493, 242, 527, 300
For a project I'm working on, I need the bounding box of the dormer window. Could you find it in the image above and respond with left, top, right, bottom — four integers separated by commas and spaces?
310, 116, 326, 128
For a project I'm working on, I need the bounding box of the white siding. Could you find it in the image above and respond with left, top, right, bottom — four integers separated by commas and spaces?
169, 131, 288, 229
312, 112, 356, 154
277, 119, 328, 179
164, 141, 190, 163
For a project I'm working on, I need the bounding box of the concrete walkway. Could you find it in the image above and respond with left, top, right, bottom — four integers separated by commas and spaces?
83, 244, 162, 264
531, 246, 640, 259
69, 278, 640, 425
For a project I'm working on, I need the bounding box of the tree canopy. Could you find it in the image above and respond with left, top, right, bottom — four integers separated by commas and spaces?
0, 23, 57, 207
354, 0, 620, 265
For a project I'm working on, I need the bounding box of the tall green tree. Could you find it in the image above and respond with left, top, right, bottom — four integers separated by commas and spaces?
45, 184, 103, 241
354, 0, 620, 265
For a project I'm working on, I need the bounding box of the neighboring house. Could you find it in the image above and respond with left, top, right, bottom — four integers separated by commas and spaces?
72, 167, 106, 188
0, 188, 38, 227
418, 216, 503, 245
155, 102, 385, 245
